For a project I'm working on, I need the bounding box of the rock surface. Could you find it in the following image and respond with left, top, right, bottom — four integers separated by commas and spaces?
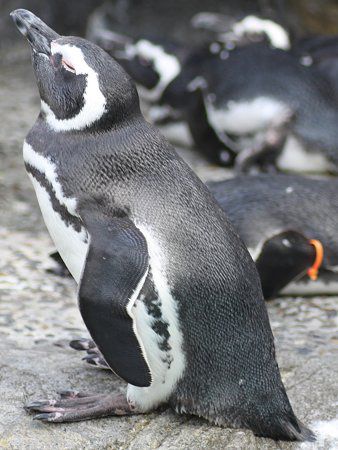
0, 53, 337, 450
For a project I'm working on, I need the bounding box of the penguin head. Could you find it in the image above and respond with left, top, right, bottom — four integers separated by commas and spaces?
93, 31, 183, 104
11, 9, 140, 132
192, 12, 290, 50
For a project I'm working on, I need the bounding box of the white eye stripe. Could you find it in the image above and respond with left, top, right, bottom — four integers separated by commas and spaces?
43, 42, 107, 131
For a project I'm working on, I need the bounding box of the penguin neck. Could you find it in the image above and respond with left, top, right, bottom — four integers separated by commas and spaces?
39, 95, 142, 135
89, 99, 142, 133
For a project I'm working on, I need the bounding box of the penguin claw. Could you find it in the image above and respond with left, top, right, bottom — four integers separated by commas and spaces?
58, 389, 80, 399
26, 399, 55, 409
69, 338, 96, 351
70, 338, 110, 369
33, 412, 64, 422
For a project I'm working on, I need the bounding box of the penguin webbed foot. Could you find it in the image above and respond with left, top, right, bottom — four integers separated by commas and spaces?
69, 338, 110, 369
25, 390, 136, 422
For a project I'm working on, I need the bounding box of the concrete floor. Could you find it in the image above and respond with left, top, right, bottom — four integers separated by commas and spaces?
0, 51, 337, 449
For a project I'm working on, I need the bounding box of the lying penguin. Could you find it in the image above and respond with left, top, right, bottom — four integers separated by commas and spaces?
12, 9, 314, 441
208, 174, 338, 299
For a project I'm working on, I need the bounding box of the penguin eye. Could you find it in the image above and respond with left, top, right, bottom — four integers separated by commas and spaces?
62, 58, 76, 74
138, 55, 152, 67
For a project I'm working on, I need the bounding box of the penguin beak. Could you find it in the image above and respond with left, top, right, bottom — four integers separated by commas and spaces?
10, 9, 59, 56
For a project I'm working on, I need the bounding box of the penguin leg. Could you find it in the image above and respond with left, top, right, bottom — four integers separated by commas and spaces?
25, 390, 138, 422
255, 230, 316, 300
235, 111, 293, 173
69, 338, 110, 370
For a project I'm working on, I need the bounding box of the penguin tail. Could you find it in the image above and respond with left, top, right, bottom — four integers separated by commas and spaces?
248, 412, 316, 442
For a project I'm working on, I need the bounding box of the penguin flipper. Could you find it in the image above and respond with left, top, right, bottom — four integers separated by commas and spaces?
78, 210, 151, 387
255, 230, 315, 300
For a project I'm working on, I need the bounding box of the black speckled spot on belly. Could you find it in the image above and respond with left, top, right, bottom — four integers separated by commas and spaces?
140, 270, 172, 360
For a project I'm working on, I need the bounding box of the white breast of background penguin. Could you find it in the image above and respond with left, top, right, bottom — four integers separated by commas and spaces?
23, 141, 88, 282
127, 223, 186, 411
205, 96, 288, 135
277, 135, 332, 173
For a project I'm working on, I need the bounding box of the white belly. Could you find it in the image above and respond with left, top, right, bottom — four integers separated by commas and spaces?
127, 224, 186, 411
29, 176, 88, 283
23, 141, 88, 282
205, 96, 288, 135
277, 135, 332, 173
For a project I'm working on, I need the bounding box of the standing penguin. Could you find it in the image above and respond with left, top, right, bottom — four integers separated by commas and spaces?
12, 9, 314, 441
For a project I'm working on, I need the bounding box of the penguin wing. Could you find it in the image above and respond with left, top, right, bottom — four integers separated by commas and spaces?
78, 208, 151, 387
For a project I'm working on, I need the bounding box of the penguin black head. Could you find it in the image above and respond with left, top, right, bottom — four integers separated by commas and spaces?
93, 30, 183, 104
11, 9, 140, 132
191, 12, 290, 50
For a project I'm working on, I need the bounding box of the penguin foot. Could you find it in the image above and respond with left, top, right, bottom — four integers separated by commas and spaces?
69, 338, 110, 369
235, 144, 280, 174
25, 390, 136, 422
235, 111, 293, 174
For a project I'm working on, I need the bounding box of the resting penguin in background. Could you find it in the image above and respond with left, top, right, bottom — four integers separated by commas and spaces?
191, 12, 291, 51
208, 174, 338, 299
12, 9, 314, 441
196, 13, 338, 112
89, 17, 338, 173
188, 42, 338, 174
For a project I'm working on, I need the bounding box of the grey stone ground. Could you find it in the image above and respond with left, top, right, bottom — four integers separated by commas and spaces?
0, 50, 337, 450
